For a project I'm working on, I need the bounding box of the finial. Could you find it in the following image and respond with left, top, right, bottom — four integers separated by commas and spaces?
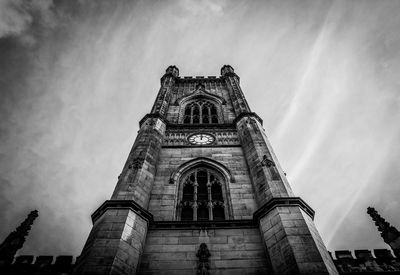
0, 210, 39, 265
367, 207, 400, 257
165, 65, 179, 77
220, 65, 235, 77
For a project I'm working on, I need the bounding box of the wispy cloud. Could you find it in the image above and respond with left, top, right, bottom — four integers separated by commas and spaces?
0, 0, 399, 256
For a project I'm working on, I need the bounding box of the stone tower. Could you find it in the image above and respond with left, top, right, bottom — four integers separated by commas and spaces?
74, 66, 338, 274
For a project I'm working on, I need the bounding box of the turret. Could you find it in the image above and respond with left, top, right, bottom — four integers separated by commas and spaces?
220, 65, 237, 78
165, 65, 179, 78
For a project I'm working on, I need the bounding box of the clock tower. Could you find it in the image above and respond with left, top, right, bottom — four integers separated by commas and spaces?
74, 66, 338, 274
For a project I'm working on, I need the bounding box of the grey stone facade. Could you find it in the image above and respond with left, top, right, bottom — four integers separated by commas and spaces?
72, 65, 339, 275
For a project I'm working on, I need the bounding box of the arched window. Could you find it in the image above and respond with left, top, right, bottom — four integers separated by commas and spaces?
178, 167, 228, 221
182, 100, 219, 124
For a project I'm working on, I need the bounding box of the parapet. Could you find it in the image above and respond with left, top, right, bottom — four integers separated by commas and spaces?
331, 249, 400, 273
0, 255, 75, 275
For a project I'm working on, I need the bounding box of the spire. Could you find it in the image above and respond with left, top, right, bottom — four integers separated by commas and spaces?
0, 210, 39, 265
367, 207, 400, 257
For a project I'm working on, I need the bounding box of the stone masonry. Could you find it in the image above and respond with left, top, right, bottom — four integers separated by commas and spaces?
73, 65, 338, 274
1, 67, 399, 275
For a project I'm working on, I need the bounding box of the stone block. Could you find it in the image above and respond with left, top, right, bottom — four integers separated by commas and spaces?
14, 255, 34, 264
74, 208, 149, 275
355, 250, 373, 260
178, 236, 199, 244
258, 205, 338, 274
34, 256, 53, 266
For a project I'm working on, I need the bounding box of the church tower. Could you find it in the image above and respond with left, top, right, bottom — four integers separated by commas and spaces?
74, 66, 338, 274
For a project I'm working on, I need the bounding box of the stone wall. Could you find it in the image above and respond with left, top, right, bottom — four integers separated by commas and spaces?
138, 227, 270, 274
147, 146, 257, 221
166, 78, 236, 124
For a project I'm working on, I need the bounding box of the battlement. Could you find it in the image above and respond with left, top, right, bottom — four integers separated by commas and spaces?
330, 249, 400, 273
1, 250, 399, 274
180, 75, 220, 80
0, 255, 76, 275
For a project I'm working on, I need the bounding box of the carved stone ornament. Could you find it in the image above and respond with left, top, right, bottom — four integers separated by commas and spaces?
196, 243, 211, 275
261, 155, 275, 167
128, 158, 143, 170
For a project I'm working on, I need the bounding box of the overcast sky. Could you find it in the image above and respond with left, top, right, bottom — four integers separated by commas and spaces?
0, 0, 399, 257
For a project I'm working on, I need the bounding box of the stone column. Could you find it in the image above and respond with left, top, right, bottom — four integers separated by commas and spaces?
151, 65, 179, 117
74, 201, 152, 275
221, 65, 251, 116
234, 112, 338, 274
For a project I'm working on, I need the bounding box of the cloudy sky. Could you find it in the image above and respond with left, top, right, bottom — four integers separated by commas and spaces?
0, 0, 399, 257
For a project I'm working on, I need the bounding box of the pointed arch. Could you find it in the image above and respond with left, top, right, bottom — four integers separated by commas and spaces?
177, 88, 225, 124
172, 157, 234, 221
177, 88, 226, 106
171, 157, 235, 185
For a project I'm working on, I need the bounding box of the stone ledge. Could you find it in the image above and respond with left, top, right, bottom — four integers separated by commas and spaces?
233, 112, 263, 125
150, 220, 256, 230
91, 200, 153, 224
166, 123, 237, 130
253, 197, 315, 221
139, 113, 169, 128
162, 145, 242, 149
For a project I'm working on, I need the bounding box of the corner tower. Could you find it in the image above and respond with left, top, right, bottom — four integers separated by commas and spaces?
74, 66, 338, 274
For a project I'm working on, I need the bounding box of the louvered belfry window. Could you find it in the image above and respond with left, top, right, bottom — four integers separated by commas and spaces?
179, 168, 226, 221
183, 100, 218, 124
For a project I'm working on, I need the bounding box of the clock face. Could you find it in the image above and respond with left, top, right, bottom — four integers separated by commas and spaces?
188, 133, 215, 145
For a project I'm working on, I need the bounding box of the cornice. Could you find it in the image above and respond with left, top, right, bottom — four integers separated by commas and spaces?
91, 200, 153, 224
166, 123, 237, 130
139, 113, 169, 128
253, 197, 315, 221
233, 112, 263, 125
150, 219, 256, 230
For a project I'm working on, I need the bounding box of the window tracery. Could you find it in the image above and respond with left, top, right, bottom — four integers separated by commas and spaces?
183, 100, 219, 124
178, 167, 228, 221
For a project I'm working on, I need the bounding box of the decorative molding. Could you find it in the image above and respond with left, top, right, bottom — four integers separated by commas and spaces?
233, 112, 263, 125
197, 243, 211, 275
163, 145, 242, 149
176, 88, 226, 106
91, 200, 153, 224
170, 157, 235, 184
163, 129, 240, 147
253, 197, 315, 221
166, 123, 236, 130
150, 219, 256, 230
261, 155, 275, 167
139, 113, 169, 128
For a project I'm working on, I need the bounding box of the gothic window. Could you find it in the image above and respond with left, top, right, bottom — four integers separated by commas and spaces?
179, 167, 227, 221
183, 100, 219, 124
